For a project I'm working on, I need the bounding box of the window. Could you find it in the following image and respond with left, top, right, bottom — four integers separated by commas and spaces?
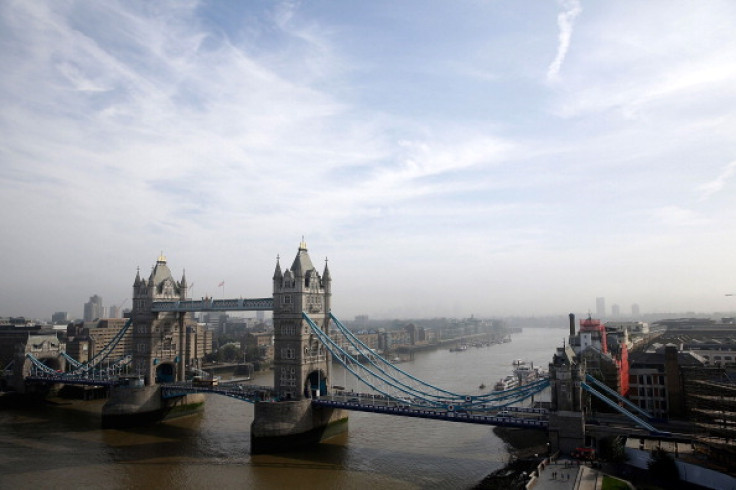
279, 367, 296, 386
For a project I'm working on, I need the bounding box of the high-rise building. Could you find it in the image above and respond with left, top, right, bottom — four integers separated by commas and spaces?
83, 295, 104, 322
596, 297, 606, 317
51, 311, 69, 324
108, 305, 120, 319
611, 304, 620, 317
631, 303, 640, 317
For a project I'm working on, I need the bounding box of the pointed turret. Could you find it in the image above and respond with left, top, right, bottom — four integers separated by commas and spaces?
291, 238, 315, 278
322, 258, 331, 292
134, 267, 141, 288
179, 269, 188, 300
273, 255, 283, 280
322, 258, 331, 281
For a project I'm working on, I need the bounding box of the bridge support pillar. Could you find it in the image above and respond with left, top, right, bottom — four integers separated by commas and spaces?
101, 384, 204, 428
250, 399, 348, 454
548, 410, 586, 454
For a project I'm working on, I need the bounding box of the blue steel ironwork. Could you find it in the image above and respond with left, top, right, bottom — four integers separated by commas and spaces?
25, 353, 59, 375
304, 312, 549, 411
327, 312, 550, 407
161, 382, 275, 403
60, 352, 84, 370
151, 297, 273, 313
581, 381, 670, 436
26, 351, 131, 384
25, 374, 119, 386
584, 373, 654, 420
329, 313, 461, 399
311, 399, 548, 430
303, 313, 438, 406
69, 317, 134, 375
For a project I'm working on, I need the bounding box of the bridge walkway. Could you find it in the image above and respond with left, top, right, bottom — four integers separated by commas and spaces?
312, 394, 548, 429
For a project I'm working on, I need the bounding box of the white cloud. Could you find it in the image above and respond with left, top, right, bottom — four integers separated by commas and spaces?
651, 206, 709, 227
546, 0, 582, 82
697, 160, 736, 200
2, 1, 736, 319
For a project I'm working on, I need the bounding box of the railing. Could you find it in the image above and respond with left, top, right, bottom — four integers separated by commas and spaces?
311, 398, 548, 429
581, 381, 670, 436
151, 297, 273, 312
585, 373, 653, 420
160, 382, 275, 403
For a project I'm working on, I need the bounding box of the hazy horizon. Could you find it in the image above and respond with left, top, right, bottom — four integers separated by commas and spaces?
3, 2, 736, 320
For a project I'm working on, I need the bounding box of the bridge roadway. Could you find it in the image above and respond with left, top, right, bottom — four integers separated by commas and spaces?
161, 381, 275, 402
25, 375, 688, 441
311, 392, 549, 429
26, 374, 120, 387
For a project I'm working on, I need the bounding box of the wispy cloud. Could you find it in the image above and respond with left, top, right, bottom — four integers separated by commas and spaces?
3, 1, 736, 318
697, 160, 736, 200
652, 205, 709, 227
547, 0, 582, 82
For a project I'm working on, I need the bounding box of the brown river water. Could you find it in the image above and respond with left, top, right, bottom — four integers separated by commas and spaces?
0, 327, 567, 489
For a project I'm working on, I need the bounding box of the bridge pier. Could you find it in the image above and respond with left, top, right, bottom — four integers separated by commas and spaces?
102, 382, 204, 428
250, 399, 348, 454
548, 410, 586, 454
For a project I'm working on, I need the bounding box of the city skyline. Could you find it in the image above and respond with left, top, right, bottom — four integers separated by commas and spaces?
2, 2, 736, 319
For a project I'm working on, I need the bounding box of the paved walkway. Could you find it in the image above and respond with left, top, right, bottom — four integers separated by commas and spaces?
532, 458, 603, 490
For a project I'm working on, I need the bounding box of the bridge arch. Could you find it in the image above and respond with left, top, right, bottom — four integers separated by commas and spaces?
155, 362, 176, 384
304, 369, 328, 398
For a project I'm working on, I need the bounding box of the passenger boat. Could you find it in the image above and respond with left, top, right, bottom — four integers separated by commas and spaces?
493, 375, 519, 392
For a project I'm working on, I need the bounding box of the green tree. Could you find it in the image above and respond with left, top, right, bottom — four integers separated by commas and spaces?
217, 343, 241, 363
598, 436, 627, 463
648, 448, 679, 486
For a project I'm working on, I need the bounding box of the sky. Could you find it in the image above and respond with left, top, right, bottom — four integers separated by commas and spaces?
2, 0, 736, 321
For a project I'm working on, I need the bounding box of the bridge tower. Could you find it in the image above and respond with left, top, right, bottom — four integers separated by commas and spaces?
548, 340, 587, 454
130, 254, 192, 386
251, 240, 347, 453
271, 239, 332, 400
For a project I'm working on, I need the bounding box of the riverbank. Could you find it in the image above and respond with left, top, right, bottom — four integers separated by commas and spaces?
473, 427, 549, 489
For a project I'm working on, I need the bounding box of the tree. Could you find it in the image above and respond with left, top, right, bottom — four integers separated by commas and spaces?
648, 448, 679, 486
598, 436, 627, 463
217, 343, 241, 363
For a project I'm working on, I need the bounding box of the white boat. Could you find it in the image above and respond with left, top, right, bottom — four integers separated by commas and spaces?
493, 375, 519, 392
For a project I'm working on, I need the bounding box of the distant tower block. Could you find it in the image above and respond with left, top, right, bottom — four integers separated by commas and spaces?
631, 303, 640, 316
595, 297, 606, 317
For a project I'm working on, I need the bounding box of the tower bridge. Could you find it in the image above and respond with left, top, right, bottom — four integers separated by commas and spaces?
11, 240, 676, 454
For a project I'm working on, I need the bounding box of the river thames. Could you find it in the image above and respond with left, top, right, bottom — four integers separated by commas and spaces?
0, 326, 568, 489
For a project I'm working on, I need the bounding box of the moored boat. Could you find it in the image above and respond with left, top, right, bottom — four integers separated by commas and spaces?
493, 375, 519, 392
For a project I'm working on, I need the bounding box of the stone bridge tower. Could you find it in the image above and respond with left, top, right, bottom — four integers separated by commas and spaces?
130, 254, 192, 386
548, 343, 587, 453
252, 240, 347, 453
271, 240, 332, 400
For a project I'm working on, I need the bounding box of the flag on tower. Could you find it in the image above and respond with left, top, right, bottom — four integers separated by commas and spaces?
218, 281, 225, 287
